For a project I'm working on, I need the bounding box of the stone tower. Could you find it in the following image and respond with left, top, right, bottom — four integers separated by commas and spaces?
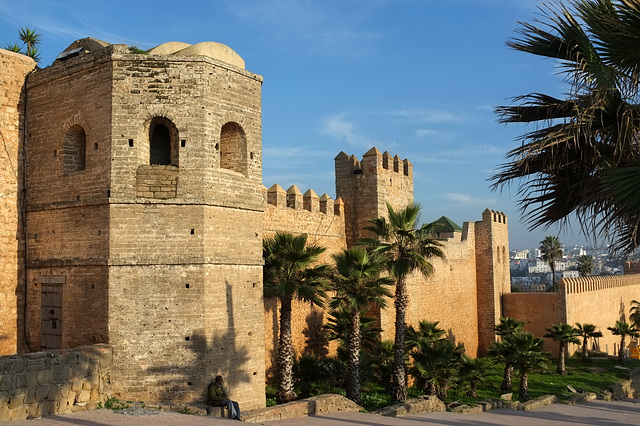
22, 39, 265, 408
0, 49, 36, 356
335, 147, 413, 246
475, 209, 510, 354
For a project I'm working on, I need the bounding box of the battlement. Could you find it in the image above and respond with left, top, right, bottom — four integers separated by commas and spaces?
560, 275, 640, 294
263, 184, 343, 216
335, 147, 412, 177
482, 208, 507, 225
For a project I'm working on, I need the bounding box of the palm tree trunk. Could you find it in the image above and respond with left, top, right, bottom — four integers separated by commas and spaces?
557, 342, 566, 374
551, 265, 556, 292
346, 308, 362, 404
426, 380, 437, 396
581, 337, 589, 362
277, 296, 296, 403
619, 336, 626, 364
392, 276, 408, 402
501, 364, 513, 391
468, 380, 478, 398
519, 371, 529, 400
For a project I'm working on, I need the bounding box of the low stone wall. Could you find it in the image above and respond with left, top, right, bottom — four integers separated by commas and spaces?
242, 394, 361, 423
0, 344, 112, 421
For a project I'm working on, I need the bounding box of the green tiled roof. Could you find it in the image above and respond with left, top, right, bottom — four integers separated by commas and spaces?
432, 216, 462, 232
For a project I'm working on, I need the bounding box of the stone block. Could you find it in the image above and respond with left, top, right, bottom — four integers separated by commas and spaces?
71, 379, 83, 391
9, 358, 27, 374
8, 390, 25, 409
54, 364, 71, 381
0, 405, 10, 422
24, 386, 36, 404
36, 369, 54, 384
76, 389, 91, 403
35, 384, 50, 401
47, 383, 64, 401
10, 407, 28, 421
521, 395, 556, 411
0, 373, 14, 391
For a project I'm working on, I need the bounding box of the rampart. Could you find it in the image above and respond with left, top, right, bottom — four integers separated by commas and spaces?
0, 49, 35, 355
0, 344, 112, 421
504, 274, 640, 357
262, 184, 346, 376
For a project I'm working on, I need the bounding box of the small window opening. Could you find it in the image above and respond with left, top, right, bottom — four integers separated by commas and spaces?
129, 139, 134, 147
63, 125, 87, 173
185, 283, 190, 289
190, 229, 195, 235
219, 122, 247, 174
181, 139, 186, 148
150, 125, 171, 165
185, 336, 190, 341
94, 143, 98, 150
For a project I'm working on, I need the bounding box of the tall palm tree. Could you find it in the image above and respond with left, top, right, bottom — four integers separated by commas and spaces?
489, 338, 519, 392
540, 236, 563, 291
544, 323, 580, 374
510, 332, 548, 401
329, 247, 394, 404
263, 233, 328, 403
576, 255, 595, 277
608, 320, 640, 364
493, 317, 524, 391
575, 322, 603, 362
323, 305, 382, 356
491, 0, 640, 256
362, 203, 444, 401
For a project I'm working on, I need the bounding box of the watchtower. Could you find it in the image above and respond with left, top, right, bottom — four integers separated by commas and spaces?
335, 147, 413, 247
22, 39, 265, 408
475, 209, 510, 354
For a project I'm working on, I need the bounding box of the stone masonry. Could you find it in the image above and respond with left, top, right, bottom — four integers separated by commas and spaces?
1, 39, 515, 411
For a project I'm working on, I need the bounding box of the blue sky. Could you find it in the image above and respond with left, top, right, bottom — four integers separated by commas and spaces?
1, 0, 590, 249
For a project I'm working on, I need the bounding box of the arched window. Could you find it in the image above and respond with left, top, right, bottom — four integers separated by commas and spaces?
63, 125, 86, 174
219, 122, 247, 174
149, 117, 179, 166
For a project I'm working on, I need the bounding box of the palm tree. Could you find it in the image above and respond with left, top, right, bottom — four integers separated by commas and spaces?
362, 203, 444, 401
263, 233, 329, 403
492, 317, 524, 391
489, 338, 519, 392
329, 247, 394, 404
575, 322, 603, 362
409, 338, 464, 399
406, 320, 446, 351
608, 320, 640, 364
576, 255, 595, 277
629, 300, 640, 330
540, 236, 563, 291
491, 0, 640, 256
460, 356, 493, 398
544, 323, 580, 374
4, 27, 42, 62
323, 305, 382, 357
510, 332, 547, 401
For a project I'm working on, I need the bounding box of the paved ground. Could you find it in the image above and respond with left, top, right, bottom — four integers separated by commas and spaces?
9, 399, 640, 425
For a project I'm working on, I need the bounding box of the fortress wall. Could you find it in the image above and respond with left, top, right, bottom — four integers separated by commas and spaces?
0, 49, 35, 355
503, 292, 561, 356
560, 275, 640, 357
262, 187, 346, 376
378, 222, 481, 357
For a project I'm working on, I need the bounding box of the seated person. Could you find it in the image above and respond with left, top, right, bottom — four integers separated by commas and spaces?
208, 375, 241, 420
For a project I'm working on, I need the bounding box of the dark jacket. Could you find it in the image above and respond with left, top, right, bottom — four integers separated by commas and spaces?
208, 382, 228, 404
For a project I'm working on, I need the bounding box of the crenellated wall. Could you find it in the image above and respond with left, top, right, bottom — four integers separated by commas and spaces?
504, 274, 640, 358
262, 184, 346, 376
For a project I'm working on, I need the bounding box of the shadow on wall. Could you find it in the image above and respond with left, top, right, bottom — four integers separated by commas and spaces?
620, 298, 627, 323
303, 309, 329, 359
147, 281, 251, 403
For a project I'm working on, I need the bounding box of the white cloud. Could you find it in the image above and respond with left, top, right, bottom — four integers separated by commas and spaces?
321, 114, 378, 148
444, 193, 497, 205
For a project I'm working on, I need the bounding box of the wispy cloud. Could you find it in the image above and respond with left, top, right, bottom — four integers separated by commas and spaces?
321, 114, 379, 148
444, 193, 497, 205
387, 108, 461, 123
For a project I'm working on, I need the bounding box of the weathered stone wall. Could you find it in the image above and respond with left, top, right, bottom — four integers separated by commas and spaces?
0, 49, 35, 356
503, 275, 640, 358
475, 209, 510, 355
0, 344, 112, 421
378, 222, 481, 357
560, 275, 640, 357
262, 184, 346, 376
503, 292, 561, 356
